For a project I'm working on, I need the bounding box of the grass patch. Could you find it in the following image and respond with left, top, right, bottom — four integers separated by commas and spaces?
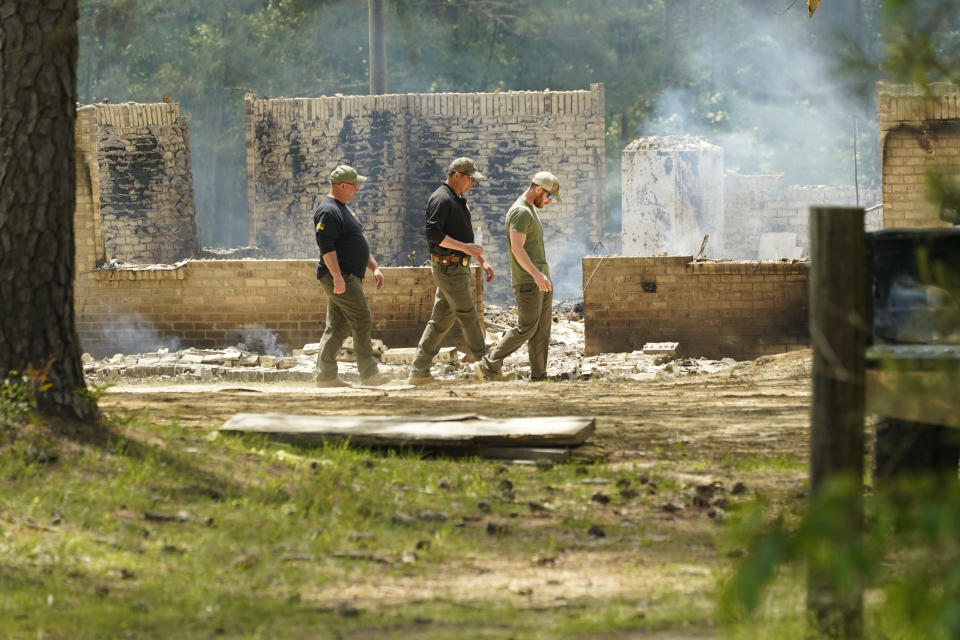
0, 408, 759, 638
715, 453, 807, 474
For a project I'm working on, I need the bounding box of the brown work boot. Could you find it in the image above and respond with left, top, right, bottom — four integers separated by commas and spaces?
471, 362, 516, 382
315, 376, 352, 388
470, 361, 488, 381
406, 372, 436, 386
360, 371, 392, 387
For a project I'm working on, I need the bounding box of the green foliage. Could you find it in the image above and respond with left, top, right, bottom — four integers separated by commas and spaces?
721, 474, 960, 639
716, 453, 807, 473
1, 362, 53, 430
1, 374, 33, 428
882, 0, 960, 87
925, 169, 960, 224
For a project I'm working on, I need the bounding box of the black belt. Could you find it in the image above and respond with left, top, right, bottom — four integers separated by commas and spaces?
431, 254, 469, 266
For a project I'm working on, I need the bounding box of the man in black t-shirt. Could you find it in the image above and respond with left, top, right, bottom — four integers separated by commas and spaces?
313, 165, 391, 387
407, 157, 495, 385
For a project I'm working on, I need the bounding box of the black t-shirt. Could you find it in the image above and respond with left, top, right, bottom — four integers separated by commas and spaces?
425, 183, 473, 257
313, 196, 370, 279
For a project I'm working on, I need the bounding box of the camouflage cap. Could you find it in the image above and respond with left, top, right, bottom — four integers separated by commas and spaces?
329, 164, 368, 186
447, 157, 485, 180
532, 170, 562, 202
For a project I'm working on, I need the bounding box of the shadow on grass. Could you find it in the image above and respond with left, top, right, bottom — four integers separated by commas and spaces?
34, 409, 242, 503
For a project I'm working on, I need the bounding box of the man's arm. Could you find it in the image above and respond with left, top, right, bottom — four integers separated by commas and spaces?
315, 206, 345, 292
509, 231, 551, 292
438, 235, 483, 261
426, 194, 483, 260
367, 255, 384, 290
322, 251, 346, 294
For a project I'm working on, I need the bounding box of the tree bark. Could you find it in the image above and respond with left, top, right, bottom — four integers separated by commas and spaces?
0, 0, 97, 420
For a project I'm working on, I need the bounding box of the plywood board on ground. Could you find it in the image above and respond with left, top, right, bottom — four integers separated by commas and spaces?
219, 413, 595, 447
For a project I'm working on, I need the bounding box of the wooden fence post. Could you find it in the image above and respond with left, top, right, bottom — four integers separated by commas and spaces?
808, 206, 867, 638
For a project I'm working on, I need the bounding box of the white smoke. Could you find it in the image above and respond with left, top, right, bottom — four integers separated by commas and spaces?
234, 324, 288, 356
96, 314, 181, 358
643, 4, 880, 189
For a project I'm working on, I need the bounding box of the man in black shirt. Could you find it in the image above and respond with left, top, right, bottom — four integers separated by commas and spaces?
407, 157, 495, 384
313, 165, 391, 387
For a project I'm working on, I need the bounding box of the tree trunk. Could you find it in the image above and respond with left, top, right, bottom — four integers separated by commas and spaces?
0, 0, 97, 420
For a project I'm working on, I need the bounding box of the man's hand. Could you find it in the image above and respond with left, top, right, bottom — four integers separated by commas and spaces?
533, 270, 552, 292
481, 261, 494, 283
461, 242, 483, 260
332, 274, 346, 294
373, 267, 384, 290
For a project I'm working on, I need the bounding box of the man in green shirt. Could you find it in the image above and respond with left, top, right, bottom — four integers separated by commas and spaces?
473, 171, 561, 382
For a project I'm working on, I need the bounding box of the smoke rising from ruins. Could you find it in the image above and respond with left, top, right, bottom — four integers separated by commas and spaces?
99, 315, 181, 359
234, 325, 288, 357
644, 3, 881, 191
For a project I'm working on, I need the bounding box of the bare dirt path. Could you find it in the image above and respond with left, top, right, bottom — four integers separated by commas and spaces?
98, 348, 812, 466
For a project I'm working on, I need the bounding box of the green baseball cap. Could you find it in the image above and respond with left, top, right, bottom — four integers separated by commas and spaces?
447, 157, 485, 180
329, 164, 368, 186
532, 170, 562, 202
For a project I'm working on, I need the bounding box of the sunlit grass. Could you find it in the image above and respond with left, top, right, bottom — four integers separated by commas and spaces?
714, 453, 807, 473
0, 408, 744, 638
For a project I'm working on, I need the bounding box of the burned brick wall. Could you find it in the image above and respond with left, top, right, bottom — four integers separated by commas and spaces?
247, 99, 409, 261
723, 174, 881, 259
879, 82, 960, 228
82, 102, 199, 264
75, 107, 103, 273
245, 86, 606, 302
582, 256, 809, 360
74, 262, 482, 358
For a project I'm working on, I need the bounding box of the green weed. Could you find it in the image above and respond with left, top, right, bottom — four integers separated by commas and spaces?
1, 361, 52, 430
717, 453, 807, 473
721, 474, 960, 639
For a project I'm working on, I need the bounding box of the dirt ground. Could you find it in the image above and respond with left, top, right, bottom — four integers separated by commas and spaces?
97, 347, 812, 466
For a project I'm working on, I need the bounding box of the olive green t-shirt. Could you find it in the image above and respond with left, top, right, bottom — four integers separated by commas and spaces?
505, 196, 550, 287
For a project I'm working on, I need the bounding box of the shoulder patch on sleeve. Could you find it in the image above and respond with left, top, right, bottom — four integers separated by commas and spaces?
316, 221, 325, 231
